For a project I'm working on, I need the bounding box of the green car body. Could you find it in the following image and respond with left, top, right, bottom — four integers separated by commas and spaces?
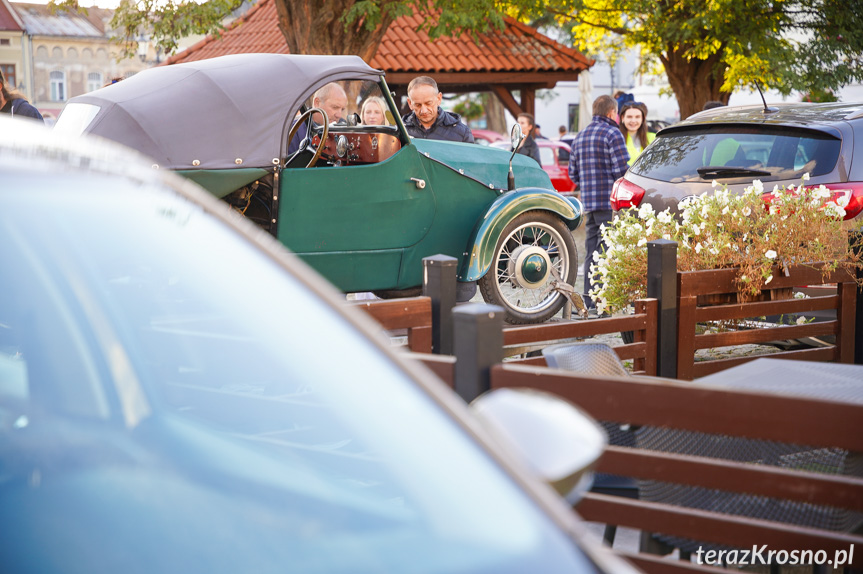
57, 54, 584, 323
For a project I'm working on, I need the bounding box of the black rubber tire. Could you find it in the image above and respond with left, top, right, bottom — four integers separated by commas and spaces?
478, 210, 578, 324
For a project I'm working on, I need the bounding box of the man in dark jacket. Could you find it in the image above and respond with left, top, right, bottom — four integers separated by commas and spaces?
402, 76, 474, 143
514, 113, 541, 166
0, 69, 43, 122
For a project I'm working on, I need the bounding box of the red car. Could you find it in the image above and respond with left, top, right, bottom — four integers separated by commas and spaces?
471, 128, 506, 146
492, 139, 576, 193
538, 140, 576, 193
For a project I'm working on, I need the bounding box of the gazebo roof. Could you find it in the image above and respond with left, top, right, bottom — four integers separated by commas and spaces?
163, 0, 592, 114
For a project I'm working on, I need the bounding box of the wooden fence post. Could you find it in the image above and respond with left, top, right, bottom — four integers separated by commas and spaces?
422, 254, 457, 355
453, 303, 504, 402
647, 239, 678, 379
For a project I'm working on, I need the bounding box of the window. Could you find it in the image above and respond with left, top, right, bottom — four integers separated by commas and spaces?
0, 64, 15, 88
0, 39, 10, 46
50, 70, 66, 101
630, 127, 842, 183
87, 72, 103, 93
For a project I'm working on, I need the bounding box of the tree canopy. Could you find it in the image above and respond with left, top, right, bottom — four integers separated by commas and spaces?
512, 0, 863, 117
55, 0, 862, 118
56, 0, 508, 64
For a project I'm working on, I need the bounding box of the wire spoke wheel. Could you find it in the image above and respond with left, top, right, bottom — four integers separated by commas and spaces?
478, 211, 578, 324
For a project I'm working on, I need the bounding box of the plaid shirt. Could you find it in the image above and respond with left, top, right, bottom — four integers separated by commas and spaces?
568, 115, 629, 212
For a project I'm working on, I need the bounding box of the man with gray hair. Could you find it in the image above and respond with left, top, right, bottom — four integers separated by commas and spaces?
288, 82, 348, 155
568, 94, 629, 311
402, 76, 473, 143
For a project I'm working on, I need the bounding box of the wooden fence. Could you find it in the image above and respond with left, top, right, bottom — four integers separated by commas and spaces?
407, 306, 863, 573
503, 299, 658, 375
352, 249, 862, 378
349, 256, 863, 572
676, 265, 859, 380
348, 296, 432, 353
492, 363, 863, 572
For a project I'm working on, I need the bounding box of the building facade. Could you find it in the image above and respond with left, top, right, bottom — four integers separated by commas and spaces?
1, 0, 150, 121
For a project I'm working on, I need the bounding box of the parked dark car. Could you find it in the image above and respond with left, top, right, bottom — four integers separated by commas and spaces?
611, 102, 863, 226
55, 54, 583, 324
0, 117, 634, 574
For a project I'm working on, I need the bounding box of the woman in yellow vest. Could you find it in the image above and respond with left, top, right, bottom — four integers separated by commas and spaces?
618, 101, 655, 166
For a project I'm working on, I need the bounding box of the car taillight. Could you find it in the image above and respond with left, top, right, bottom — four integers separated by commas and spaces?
762, 182, 863, 221
611, 178, 646, 211
823, 183, 863, 220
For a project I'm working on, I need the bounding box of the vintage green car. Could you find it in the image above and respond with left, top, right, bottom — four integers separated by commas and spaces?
55, 54, 583, 323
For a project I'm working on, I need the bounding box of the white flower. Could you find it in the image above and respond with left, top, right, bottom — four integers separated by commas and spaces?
695, 243, 703, 253
765, 275, 773, 285
637, 238, 647, 247
765, 249, 777, 260
802, 172, 810, 181
752, 179, 764, 193
712, 179, 719, 188
638, 203, 655, 219
742, 206, 751, 216
796, 316, 807, 325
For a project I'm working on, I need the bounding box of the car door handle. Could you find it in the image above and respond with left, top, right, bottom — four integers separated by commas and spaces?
410, 177, 426, 190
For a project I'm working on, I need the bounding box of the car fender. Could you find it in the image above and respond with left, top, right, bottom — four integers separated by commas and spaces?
459, 188, 584, 281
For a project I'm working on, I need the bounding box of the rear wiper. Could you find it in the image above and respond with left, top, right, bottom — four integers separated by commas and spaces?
697, 166, 771, 179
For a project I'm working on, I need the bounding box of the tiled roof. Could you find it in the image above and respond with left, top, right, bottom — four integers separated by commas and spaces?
164, 0, 592, 78
11, 2, 103, 37
0, 0, 24, 31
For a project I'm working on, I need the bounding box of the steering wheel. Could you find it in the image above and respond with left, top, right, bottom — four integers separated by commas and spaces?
285, 107, 329, 168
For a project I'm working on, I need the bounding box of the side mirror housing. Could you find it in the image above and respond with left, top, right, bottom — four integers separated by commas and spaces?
471, 388, 607, 502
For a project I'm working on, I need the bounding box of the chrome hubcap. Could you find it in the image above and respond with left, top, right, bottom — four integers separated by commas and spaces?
508, 245, 552, 289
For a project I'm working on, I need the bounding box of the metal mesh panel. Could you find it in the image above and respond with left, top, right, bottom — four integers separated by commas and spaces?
636, 428, 863, 552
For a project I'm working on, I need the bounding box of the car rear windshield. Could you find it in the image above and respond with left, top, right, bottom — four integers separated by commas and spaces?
629, 126, 842, 183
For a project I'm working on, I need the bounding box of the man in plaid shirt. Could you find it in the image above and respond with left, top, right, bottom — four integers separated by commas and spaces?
568, 94, 630, 309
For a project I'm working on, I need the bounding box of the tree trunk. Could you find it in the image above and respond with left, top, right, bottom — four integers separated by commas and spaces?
274, 0, 398, 63
661, 45, 730, 119
485, 92, 507, 134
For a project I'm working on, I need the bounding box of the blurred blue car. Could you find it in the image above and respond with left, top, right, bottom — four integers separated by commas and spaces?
0, 118, 629, 574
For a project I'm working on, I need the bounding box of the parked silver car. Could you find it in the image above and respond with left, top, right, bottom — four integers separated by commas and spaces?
0, 117, 631, 574
611, 102, 863, 226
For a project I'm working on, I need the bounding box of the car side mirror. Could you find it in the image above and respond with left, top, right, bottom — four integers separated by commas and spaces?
470, 388, 607, 502
507, 124, 524, 191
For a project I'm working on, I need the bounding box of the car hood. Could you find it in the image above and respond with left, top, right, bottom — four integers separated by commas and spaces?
412, 138, 554, 191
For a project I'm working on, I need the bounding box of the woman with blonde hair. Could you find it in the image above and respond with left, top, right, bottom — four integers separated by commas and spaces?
618, 101, 654, 165
360, 96, 389, 125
